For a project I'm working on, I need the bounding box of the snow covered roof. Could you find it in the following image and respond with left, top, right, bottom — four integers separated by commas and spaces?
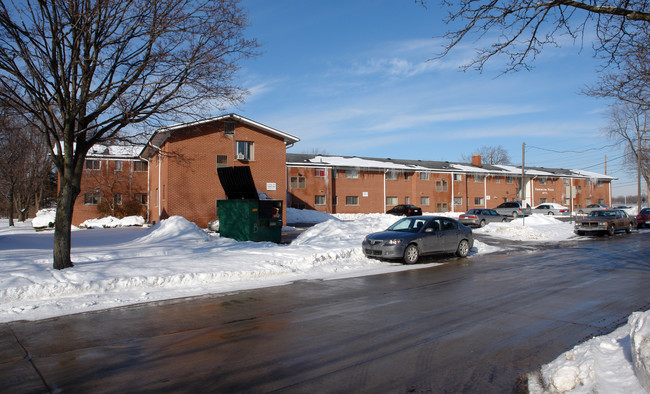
287, 153, 615, 180
87, 145, 145, 159
140, 114, 300, 159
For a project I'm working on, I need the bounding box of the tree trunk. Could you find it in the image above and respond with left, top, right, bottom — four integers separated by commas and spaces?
53, 185, 76, 270
53, 150, 82, 270
8, 185, 14, 227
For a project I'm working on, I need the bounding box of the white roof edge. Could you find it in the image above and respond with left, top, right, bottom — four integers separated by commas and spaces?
158, 114, 300, 144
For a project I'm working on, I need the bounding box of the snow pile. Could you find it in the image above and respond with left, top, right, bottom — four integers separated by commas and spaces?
32, 208, 56, 229
287, 207, 336, 223
475, 214, 577, 241
529, 310, 650, 393
80, 216, 145, 228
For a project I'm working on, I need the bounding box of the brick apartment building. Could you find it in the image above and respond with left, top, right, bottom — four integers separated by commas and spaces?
73, 145, 149, 225
139, 114, 300, 228
72, 114, 615, 226
287, 153, 615, 215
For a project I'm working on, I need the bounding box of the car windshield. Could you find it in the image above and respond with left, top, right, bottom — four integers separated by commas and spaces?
388, 217, 428, 232
588, 210, 614, 217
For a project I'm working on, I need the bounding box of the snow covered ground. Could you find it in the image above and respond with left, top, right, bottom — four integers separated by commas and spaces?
0, 208, 648, 392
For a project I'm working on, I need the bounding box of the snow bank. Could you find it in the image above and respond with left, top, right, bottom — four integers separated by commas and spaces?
287, 207, 336, 223
529, 310, 650, 393
136, 216, 211, 243
475, 214, 577, 241
630, 311, 650, 391
80, 216, 145, 228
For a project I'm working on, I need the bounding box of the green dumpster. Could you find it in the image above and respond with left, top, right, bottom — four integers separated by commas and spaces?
217, 199, 282, 243
216, 166, 283, 243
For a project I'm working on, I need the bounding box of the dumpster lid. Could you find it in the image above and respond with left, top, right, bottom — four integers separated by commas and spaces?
217, 166, 259, 200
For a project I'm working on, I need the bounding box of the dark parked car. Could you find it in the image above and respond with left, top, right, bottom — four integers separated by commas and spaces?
493, 201, 532, 218
636, 208, 650, 228
575, 209, 636, 236
459, 209, 510, 227
362, 216, 473, 264
386, 204, 422, 216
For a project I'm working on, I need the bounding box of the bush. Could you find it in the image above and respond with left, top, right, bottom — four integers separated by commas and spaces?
96, 199, 143, 218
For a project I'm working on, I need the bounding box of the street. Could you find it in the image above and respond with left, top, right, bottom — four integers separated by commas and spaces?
3, 231, 649, 393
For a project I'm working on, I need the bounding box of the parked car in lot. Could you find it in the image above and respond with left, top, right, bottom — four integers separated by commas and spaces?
459, 209, 510, 227
493, 201, 532, 218
575, 209, 636, 236
386, 204, 422, 216
636, 208, 650, 228
532, 203, 569, 216
577, 203, 610, 215
362, 216, 473, 264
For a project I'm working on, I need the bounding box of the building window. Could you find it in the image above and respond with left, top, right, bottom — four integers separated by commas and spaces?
495, 176, 500, 184
332, 170, 338, 179
540, 198, 547, 203
506, 176, 514, 184
236, 141, 254, 161
474, 197, 484, 205
84, 192, 100, 205
114, 193, 123, 205
315, 195, 326, 205
386, 196, 398, 206
436, 180, 448, 192
114, 161, 122, 172
436, 203, 448, 212
564, 198, 571, 205
216, 154, 228, 169
134, 161, 148, 172
85, 160, 101, 170
346, 170, 359, 179
597, 180, 604, 186
453, 174, 462, 182
315, 168, 326, 177
333, 196, 338, 205
290, 176, 306, 189
224, 121, 235, 134
421, 196, 430, 206
134, 193, 148, 204
420, 172, 429, 181
586, 198, 592, 205
539, 177, 547, 185
585, 179, 591, 186
386, 170, 398, 180
454, 197, 463, 206
345, 196, 359, 206
474, 175, 484, 183
405, 196, 410, 204
404, 173, 410, 181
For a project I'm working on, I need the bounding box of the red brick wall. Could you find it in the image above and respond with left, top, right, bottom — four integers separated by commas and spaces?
155, 121, 288, 228
72, 159, 149, 225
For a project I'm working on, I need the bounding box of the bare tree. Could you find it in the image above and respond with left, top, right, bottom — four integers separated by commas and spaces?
461, 145, 512, 165
430, 0, 650, 72
0, 0, 258, 269
0, 108, 52, 225
606, 103, 650, 195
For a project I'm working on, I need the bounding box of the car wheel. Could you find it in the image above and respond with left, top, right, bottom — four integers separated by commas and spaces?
479, 220, 486, 227
578, 210, 584, 215
607, 225, 615, 236
456, 239, 470, 257
548, 212, 554, 215
403, 244, 419, 264
512, 211, 519, 218
625, 223, 632, 233
502, 218, 508, 222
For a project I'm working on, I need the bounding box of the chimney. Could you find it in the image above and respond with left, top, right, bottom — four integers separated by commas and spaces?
472, 154, 482, 168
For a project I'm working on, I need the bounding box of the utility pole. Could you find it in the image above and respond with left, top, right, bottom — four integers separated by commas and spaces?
522, 142, 525, 226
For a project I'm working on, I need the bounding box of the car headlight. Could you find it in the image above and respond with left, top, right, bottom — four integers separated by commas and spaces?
385, 239, 402, 245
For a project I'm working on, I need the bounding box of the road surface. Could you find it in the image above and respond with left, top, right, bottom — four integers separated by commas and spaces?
2, 231, 649, 393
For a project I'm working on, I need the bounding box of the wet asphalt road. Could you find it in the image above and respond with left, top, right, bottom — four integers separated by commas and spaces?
2, 231, 649, 393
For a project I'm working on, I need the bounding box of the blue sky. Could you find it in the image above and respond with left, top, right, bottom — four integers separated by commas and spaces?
224, 0, 638, 197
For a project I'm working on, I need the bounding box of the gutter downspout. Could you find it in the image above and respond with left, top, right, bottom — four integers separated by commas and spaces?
383, 169, 387, 213
483, 175, 487, 208
451, 173, 454, 212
